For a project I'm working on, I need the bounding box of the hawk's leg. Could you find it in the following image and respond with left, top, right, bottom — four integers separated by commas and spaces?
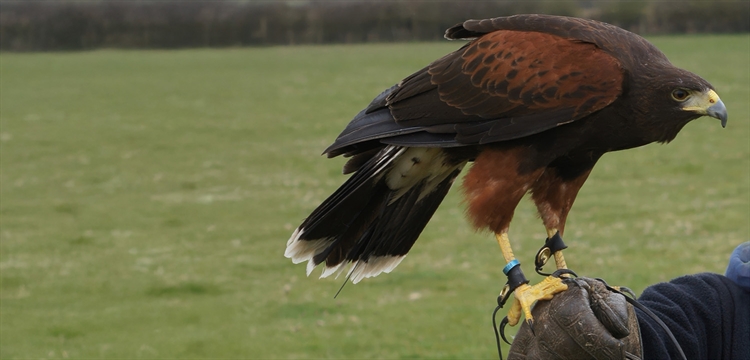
534, 228, 569, 275
495, 232, 568, 327
547, 229, 568, 269
462, 148, 581, 326
531, 164, 598, 275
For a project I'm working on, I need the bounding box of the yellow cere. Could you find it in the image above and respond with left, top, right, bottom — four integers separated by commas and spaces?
682, 89, 722, 114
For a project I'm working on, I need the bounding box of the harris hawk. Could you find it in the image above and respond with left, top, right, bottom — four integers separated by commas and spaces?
285, 14, 728, 327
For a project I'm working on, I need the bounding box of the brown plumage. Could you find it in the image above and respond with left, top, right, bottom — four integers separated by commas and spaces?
285, 15, 727, 290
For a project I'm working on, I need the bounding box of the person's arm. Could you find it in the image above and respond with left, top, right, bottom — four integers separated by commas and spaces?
508, 268, 750, 359
636, 272, 749, 359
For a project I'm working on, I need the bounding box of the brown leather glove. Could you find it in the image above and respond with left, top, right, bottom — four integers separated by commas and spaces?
507, 277, 642, 360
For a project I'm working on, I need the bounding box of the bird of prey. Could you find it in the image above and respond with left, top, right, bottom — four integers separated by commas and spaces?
285, 14, 728, 327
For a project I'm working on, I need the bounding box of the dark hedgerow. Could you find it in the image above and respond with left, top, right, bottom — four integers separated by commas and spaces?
1, 1, 746, 51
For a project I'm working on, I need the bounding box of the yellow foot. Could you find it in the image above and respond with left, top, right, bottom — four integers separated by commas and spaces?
506, 276, 569, 327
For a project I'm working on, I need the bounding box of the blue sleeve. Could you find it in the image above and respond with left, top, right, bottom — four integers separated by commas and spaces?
636, 273, 750, 360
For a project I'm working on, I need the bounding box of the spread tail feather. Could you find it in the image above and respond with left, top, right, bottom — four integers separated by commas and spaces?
286, 145, 465, 283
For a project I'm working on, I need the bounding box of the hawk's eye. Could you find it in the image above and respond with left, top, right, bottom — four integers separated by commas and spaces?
671, 89, 689, 102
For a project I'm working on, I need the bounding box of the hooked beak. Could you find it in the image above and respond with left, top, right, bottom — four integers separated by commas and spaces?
706, 98, 728, 128
682, 89, 728, 128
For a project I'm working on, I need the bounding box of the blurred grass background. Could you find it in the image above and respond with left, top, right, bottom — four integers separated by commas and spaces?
1, 35, 748, 358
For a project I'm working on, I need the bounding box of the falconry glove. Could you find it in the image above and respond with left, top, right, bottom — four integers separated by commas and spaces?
507, 277, 642, 360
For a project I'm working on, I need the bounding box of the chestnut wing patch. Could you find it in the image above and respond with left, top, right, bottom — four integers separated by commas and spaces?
388, 30, 624, 143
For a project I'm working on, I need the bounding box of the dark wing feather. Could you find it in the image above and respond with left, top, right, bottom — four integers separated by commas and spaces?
325, 107, 422, 158
325, 15, 627, 157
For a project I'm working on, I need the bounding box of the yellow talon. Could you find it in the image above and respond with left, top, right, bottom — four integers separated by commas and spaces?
506, 276, 569, 326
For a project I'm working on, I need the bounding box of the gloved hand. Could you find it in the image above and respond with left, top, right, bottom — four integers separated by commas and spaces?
507, 277, 642, 360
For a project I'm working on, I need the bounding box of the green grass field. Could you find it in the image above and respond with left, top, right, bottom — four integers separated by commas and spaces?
1, 35, 748, 359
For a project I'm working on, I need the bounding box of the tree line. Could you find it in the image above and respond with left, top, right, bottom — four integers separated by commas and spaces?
1, 0, 748, 51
